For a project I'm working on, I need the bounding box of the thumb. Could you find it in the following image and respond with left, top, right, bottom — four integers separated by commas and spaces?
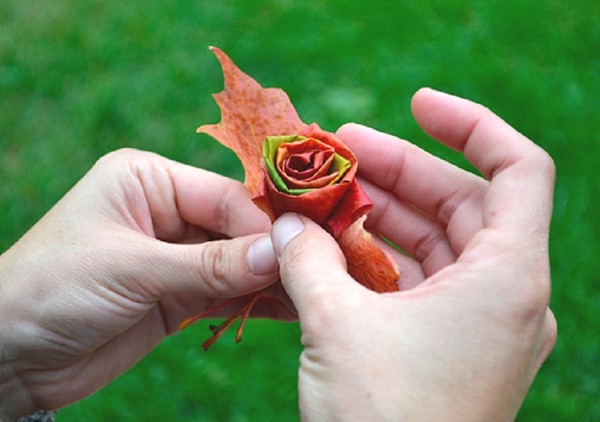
271, 213, 359, 313
113, 232, 280, 301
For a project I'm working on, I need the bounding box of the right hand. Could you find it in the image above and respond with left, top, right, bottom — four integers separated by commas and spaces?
0, 150, 281, 419
270, 88, 557, 421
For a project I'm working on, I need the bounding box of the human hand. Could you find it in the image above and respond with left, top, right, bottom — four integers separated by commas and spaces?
0, 150, 282, 420
271, 88, 557, 420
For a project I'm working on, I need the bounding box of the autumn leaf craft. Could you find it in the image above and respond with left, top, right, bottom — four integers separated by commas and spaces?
180, 47, 400, 350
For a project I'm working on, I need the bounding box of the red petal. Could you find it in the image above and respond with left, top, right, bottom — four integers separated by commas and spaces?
324, 180, 373, 238
253, 167, 353, 224
253, 175, 276, 221
285, 150, 328, 177
299, 123, 356, 165
276, 139, 337, 188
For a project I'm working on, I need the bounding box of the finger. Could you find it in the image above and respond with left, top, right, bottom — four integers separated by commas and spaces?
270, 213, 365, 315
335, 123, 483, 257
368, 236, 427, 290
169, 161, 271, 236
106, 231, 279, 302
358, 177, 458, 275
411, 88, 555, 233
107, 150, 271, 241
336, 123, 487, 228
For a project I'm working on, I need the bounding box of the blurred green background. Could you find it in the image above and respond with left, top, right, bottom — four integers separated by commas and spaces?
1, 0, 598, 420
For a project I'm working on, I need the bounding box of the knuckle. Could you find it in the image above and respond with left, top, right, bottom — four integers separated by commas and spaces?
543, 310, 558, 353
512, 266, 552, 322
212, 189, 234, 235
524, 144, 556, 180
94, 148, 164, 175
519, 288, 550, 320
381, 146, 409, 190
538, 149, 556, 181
435, 183, 485, 225
196, 242, 233, 295
280, 234, 342, 276
412, 227, 446, 262
278, 241, 310, 280
95, 148, 142, 167
92, 148, 151, 178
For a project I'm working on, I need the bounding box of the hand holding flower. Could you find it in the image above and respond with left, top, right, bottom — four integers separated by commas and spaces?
272, 89, 557, 420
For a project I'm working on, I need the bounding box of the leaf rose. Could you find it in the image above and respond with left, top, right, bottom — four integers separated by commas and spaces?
253, 123, 371, 238
182, 47, 400, 350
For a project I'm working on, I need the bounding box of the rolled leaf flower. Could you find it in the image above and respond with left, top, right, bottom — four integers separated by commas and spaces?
182, 47, 400, 350
253, 123, 373, 238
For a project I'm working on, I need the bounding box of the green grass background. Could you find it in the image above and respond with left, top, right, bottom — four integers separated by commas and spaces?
1, 0, 599, 420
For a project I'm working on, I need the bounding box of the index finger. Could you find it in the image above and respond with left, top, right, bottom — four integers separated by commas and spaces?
106, 150, 271, 240
169, 160, 271, 236
411, 88, 555, 234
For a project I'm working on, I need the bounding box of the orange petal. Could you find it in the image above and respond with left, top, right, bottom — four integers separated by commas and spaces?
337, 216, 400, 292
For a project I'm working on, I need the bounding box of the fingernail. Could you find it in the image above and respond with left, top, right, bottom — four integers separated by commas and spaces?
246, 236, 278, 275
272, 213, 305, 257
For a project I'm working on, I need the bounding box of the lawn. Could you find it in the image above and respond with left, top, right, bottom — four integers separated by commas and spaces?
1, 0, 599, 420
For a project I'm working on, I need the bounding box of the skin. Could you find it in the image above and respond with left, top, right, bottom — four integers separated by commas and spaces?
271, 88, 557, 421
0, 88, 556, 420
0, 150, 283, 420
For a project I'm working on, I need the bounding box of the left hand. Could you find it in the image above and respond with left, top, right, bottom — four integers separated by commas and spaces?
0, 149, 282, 419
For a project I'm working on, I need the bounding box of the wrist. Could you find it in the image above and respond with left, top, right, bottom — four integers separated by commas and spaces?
0, 368, 37, 421
298, 363, 519, 422
0, 328, 37, 420
0, 252, 38, 420
298, 371, 405, 421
